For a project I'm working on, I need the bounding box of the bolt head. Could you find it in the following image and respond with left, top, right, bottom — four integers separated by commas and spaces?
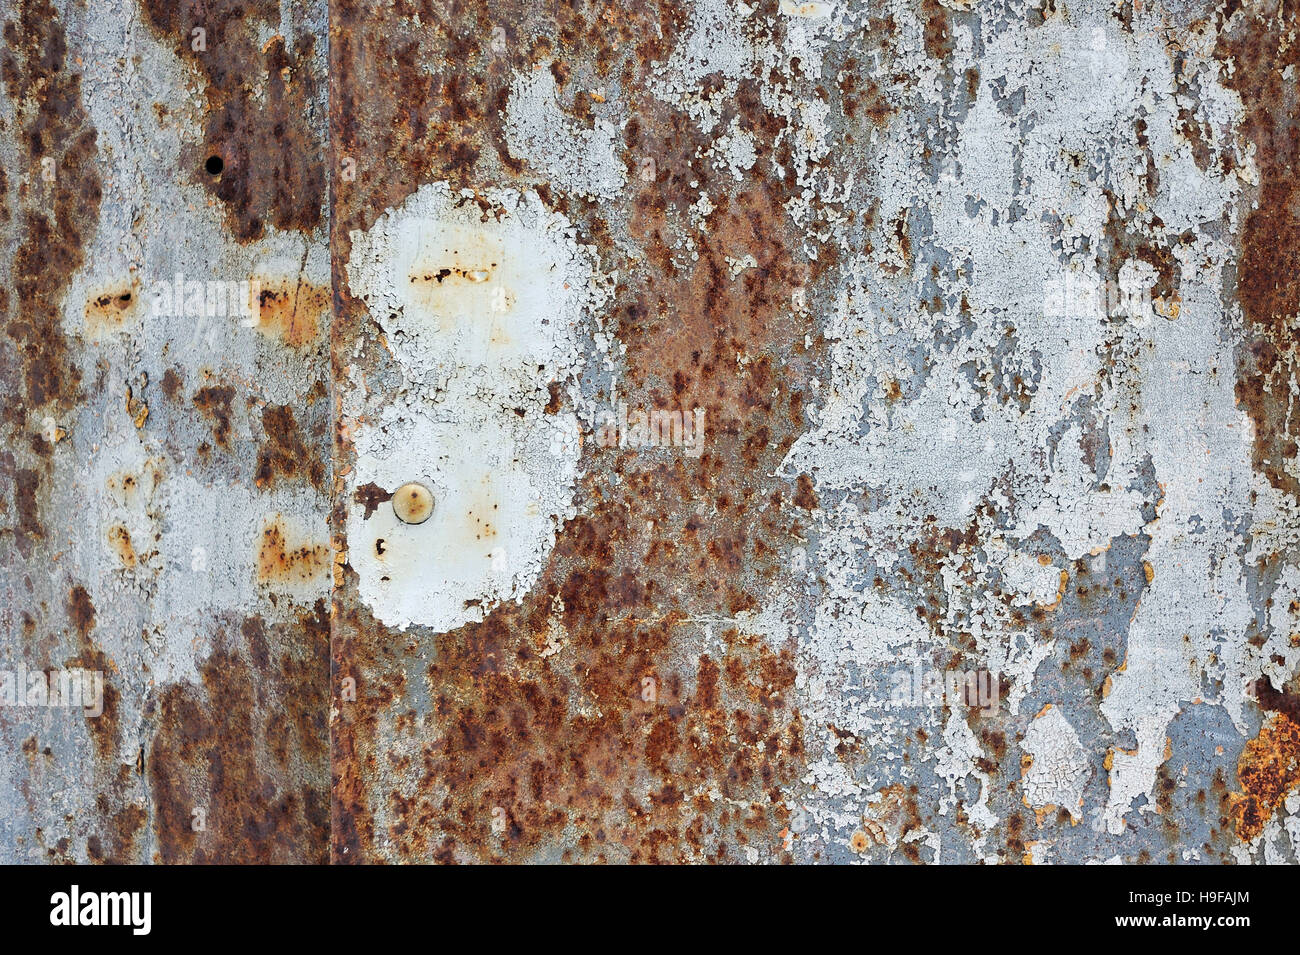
393, 482, 434, 524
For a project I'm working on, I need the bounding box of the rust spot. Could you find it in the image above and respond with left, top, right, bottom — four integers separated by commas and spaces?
352, 482, 392, 520
13, 467, 43, 544
257, 516, 330, 587
63, 616, 120, 763
252, 277, 330, 348
1253, 677, 1300, 724
107, 524, 136, 569
125, 379, 149, 429
793, 473, 818, 511
1228, 712, 1300, 841
139, 0, 325, 241
87, 802, 146, 865
193, 384, 236, 447
80, 665, 120, 761
83, 280, 140, 338
160, 367, 184, 401
256, 404, 326, 489
544, 381, 563, 414
67, 584, 95, 637
1216, 0, 1300, 499
921, 0, 954, 63
839, 57, 896, 128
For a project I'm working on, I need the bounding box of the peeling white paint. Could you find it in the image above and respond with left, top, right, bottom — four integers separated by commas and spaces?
504, 68, 626, 201
1021, 705, 1088, 822
344, 182, 612, 632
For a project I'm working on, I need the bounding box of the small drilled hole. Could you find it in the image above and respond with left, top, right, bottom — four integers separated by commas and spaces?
204, 155, 224, 176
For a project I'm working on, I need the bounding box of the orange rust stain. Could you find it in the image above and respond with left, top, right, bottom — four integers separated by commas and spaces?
83, 280, 140, 338
252, 278, 329, 348
1228, 712, 1300, 842
106, 472, 141, 501
125, 383, 149, 429
1214, 2, 1300, 499
107, 524, 136, 569
256, 516, 330, 587
1026, 800, 1055, 827
406, 229, 502, 311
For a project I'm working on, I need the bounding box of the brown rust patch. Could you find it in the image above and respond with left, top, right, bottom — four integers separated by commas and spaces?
256, 404, 326, 489
252, 278, 330, 348
67, 584, 95, 638
793, 473, 818, 511
160, 367, 184, 401
839, 57, 896, 128
1228, 712, 1300, 841
352, 482, 392, 520
66, 640, 121, 763
12, 467, 44, 545
192, 384, 236, 447
1253, 676, 1300, 724
62, 589, 121, 765
139, 0, 325, 242
1216, 0, 1300, 499
257, 516, 330, 588
1, 0, 101, 565
87, 801, 146, 865
921, 0, 954, 63
387, 610, 804, 862
148, 605, 329, 863
1, 0, 102, 410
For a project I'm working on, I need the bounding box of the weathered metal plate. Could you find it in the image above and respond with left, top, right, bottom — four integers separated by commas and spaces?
0, 0, 331, 863
3, 0, 1299, 865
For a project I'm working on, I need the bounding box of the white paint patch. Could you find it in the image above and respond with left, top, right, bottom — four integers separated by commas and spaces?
745, 2, 1281, 856
935, 710, 999, 832
1021, 706, 1089, 822
504, 69, 626, 201
345, 182, 611, 632
652, 0, 763, 134
992, 543, 1065, 608
779, 0, 834, 17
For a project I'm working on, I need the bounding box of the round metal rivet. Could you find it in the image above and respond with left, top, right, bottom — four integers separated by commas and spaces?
393, 482, 433, 524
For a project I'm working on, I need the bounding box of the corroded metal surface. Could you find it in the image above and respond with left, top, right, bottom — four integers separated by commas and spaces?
1, 0, 330, 863
2, 0, 1299, 865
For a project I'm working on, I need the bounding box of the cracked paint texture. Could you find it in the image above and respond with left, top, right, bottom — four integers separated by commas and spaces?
2, 0, 1299, 865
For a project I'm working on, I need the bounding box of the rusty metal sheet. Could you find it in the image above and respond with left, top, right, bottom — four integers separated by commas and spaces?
0, 0, 331, 863
3, 0, 1300, 866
